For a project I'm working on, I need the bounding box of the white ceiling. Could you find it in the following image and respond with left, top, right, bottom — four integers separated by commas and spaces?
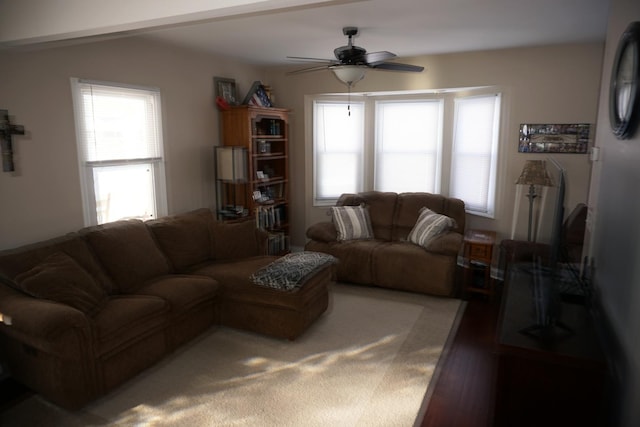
0, 0, 611, 66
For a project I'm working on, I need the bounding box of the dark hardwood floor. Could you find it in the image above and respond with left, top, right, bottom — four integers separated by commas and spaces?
419, 291, 502, 427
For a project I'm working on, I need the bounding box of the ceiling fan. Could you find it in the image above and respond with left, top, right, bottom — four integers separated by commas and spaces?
287, 27, 424, 87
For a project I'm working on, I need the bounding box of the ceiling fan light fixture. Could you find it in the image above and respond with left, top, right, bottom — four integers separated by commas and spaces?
331, 65, 367, 87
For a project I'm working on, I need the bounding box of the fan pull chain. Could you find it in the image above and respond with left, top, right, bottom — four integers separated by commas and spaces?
347, 85, 351, 116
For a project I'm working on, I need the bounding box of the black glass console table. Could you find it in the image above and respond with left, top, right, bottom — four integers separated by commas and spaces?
493, 264, 607, 427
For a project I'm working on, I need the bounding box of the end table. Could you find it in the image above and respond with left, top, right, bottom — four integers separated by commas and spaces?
463, 229, 496, 299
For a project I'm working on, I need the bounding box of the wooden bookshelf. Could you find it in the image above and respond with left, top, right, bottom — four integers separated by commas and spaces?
219, 105, 290, 254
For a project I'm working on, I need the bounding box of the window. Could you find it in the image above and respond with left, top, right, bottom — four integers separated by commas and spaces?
450, 94, 501, 217
311, 90, 502, 217
313, 100, 365, 202
375, 100, 443, 193
71, 79, 167, 226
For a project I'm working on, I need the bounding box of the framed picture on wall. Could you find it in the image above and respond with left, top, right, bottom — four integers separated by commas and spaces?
214, 77, 238, 105
518, 123, 591, 153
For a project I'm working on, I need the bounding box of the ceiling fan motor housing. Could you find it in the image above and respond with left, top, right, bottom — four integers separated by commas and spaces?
343, 26, 358, 36
335, 27, 365, 64
334, 45, 367, 64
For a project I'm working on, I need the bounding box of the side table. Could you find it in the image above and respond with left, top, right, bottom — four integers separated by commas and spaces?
463, 229, 496, 299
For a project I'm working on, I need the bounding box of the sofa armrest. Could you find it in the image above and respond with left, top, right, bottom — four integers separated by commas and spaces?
306, 222, 337, 243
0, 290, 91, 359
425, 232, 463, 256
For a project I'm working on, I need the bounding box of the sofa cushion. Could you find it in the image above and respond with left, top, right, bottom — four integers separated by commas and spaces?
392, 193, 445, 240
79, 220, 171, 293
92, 294, 168, 357
0, 234, 115, 294
135, 274, 219, 313
146, 209, 213, 271
331, 205, 374, 241
190, 256, 278, 288
337, 192, 397, 241
210, 219, 262, 260
372, 242, 456, 296
15, 252, 107, 316
407, 207, 456, 249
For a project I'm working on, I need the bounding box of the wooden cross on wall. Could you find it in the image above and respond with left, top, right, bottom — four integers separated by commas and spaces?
0, 109, 25, 172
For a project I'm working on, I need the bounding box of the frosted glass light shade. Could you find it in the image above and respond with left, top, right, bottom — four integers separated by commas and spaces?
331, 65, 367, 86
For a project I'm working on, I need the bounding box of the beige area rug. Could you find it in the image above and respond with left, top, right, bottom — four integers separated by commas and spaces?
0, 283, 463, 427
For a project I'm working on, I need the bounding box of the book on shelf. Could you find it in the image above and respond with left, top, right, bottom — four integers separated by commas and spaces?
267, 232, 289, 255
255, 204, 286, 230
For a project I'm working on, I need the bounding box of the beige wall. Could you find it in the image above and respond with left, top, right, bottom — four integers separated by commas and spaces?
0, 37, 264, 249
265, 42, 604, 248
0, 38, 604, 252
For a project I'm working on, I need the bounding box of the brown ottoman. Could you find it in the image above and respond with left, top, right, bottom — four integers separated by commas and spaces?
192, 253, 336, 340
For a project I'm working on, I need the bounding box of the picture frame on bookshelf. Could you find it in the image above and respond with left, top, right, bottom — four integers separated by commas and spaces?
258, 140, 271, 154
214, 77, 238, 105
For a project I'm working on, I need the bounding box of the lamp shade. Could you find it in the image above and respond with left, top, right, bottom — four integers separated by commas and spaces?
216, 146, 247, 182
515, 160, 553, 187
331, 65, 367, 86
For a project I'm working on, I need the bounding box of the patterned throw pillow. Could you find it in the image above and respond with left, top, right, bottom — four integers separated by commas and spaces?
331, 205, 374, 241
251, 252, 338, 291
408, 207, 455, 249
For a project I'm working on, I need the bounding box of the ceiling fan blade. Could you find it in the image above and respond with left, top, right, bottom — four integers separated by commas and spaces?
287, 65, 331, 75
286, 27, 423, 76
286, 56, 336, 64
371, 62, 425, 72
364, 51, 396, 65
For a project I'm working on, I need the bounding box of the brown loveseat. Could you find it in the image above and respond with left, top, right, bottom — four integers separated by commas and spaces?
305, 191, 465, 296
0, 209, 332, 410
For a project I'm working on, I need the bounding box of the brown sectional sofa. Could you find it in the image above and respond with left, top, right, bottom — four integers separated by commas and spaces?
305, 191, 465, 296
0, 209, 332, 409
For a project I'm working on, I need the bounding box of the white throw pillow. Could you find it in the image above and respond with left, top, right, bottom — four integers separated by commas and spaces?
408, 207, 455, 248
331, 205, 374, 241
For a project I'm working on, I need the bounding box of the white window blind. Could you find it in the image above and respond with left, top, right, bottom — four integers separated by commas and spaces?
313, 100, 365, 203
450, 93, 501, 217
374, 100, 443, 193
71, 79, 167, 225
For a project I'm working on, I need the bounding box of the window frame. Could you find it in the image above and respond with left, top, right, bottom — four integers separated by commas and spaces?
70, 78, 168, 226
450, 92, 502, 217
312, 97, 366, 206
373, 98, 444, 194
309, 88, 503, 219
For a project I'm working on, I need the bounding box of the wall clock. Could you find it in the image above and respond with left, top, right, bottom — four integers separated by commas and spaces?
610, 22, 640, 140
